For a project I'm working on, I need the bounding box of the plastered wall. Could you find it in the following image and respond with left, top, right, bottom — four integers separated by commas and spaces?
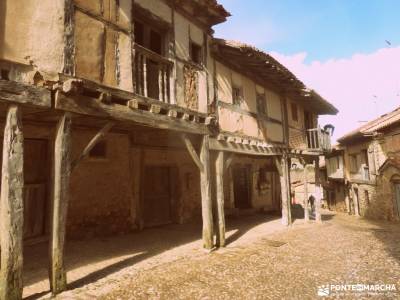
215, 61, 284, 142
0, 0, 65, 79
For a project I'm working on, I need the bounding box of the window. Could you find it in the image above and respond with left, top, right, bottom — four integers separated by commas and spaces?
291, 103, 298, 122
232, 86, 243, 106
349, 154, 358, 173
190, 42, 203, 65
256, 94, 267, 115
89, 141, 107, 159
134, 20, 164, 55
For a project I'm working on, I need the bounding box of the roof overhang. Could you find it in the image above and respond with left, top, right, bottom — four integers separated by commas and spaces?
211, 39, 338, 115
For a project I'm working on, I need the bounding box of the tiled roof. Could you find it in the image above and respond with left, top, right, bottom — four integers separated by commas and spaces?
338, 106, 400, 143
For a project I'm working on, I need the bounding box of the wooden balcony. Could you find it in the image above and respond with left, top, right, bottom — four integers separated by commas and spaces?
306, 127, 332, 152
134, 44, 173, 103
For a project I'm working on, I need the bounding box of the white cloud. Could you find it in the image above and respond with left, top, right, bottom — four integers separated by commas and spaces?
270, 47, 400, 142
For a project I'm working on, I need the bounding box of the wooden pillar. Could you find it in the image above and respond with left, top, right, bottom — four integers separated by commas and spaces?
276, 154, 291, 226
200, 135, 213, 249
352, 185, 360, 217
344, 188, 351, 214
0, 106, 24, 300
49, 113, 72, 295
303, 164, 310, 222
314, 157, 322, 223
215, 151, 225, 247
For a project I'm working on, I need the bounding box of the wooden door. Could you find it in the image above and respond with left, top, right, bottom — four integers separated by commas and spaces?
23, 139, 49, 239
394, 183, 400, 217
233, 166, 251, 209
143, 166, 172, 227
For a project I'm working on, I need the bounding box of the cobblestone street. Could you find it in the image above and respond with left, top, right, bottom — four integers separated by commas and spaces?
44, 212, 400, 300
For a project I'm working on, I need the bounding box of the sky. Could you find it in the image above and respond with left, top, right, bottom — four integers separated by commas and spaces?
213, 0, 400, 142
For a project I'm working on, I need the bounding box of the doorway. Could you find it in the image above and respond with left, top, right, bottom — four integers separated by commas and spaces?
23, 139, 49, 240
233, 165, 252, 209
143, 165, 173, 227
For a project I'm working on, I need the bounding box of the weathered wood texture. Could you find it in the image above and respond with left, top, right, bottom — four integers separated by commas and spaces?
0, 106, 24, 300
275, 154, 292, 226
55, 91, 208, 135
49, 113, 72, 294
200, 135, 214, 249
71, 122, 114, 171
303, 164, 309, 222
314, 158, 322, 222
182, 135, 204, 172
215, 151, 226, 247
0, 80, 51, 107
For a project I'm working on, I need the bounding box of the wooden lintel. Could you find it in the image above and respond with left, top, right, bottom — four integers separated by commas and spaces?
150, 104, 161, 114
0, 79, 51, 108
71, 122, 115, 171
209, 138, 277, 157
55, 91, 208, 135
181, 134, 204, 172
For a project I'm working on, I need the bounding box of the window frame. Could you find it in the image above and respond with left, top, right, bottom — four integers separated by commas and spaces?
232, 85, 243, 106
291, 102, 298, 122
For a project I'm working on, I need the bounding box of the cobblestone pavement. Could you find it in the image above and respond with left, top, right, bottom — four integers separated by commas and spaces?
51, 212, 400, 300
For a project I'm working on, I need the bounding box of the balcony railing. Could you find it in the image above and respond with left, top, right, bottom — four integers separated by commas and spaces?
306, 127, 332, 152
134, 44, 173, 103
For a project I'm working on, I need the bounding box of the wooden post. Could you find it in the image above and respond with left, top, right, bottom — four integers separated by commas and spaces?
314, 157, 322, 223
200, 135, 214, 249
303, 164, 310, 222
49, 113, 72, 294
215, 151, 225, 247
275, 154, 291, 226
0, 105, 24, 300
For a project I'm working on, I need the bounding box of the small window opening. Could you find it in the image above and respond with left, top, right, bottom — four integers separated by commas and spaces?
190, 42, 203, 64
1, 69, 10, 80
89, 140, 107, 159
149, 29, 162, 55
232, 86, 243, 106
134, 21, 145, 47
291, 103, 298, 122
257, 94, 266, 115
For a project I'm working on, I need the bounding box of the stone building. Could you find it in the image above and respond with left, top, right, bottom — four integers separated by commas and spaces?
0, 0, 337, 298
325, 107, 400, 221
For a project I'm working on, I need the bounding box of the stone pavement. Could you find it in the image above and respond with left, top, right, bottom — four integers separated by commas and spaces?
24, 212, 400, 299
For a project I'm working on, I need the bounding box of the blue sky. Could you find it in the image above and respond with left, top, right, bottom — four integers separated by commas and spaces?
214, 0, 400, 62
213, 1, 400, 141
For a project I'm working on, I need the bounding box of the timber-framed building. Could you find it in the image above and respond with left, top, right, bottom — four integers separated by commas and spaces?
0, 0, 337, 298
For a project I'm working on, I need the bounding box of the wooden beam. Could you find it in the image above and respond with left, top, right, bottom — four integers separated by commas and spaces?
303, 164, 310, 222
71, 122, 115, 171
210, 138, 277, 157
55, 91, 208, 135
181, 134, 204, 172
49, 113, 72, 295
277, 153, 291, 226
215, 151, 226, 247
315, 157, 322, 223
0, 79, 51, 107
0, 105, 24, 300
200, 135, 214, 249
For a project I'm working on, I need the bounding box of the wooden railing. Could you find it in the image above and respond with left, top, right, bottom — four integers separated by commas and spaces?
134, 44, 173, 103
306, 127, 331, 152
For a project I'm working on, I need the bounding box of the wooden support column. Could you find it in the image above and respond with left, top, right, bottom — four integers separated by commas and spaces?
303, 164, 310, 222
314, 157, 322, 223
215, 151, 225, 247
275, 153, 291, 226
49, 113, 72, 295
0, 106, 24, 300
200, 135, 214, 249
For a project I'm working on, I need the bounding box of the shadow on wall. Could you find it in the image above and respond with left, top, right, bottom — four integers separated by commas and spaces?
0, 0, 6, 58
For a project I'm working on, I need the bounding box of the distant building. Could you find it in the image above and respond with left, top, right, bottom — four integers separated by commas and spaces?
324, 107, 400, 221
